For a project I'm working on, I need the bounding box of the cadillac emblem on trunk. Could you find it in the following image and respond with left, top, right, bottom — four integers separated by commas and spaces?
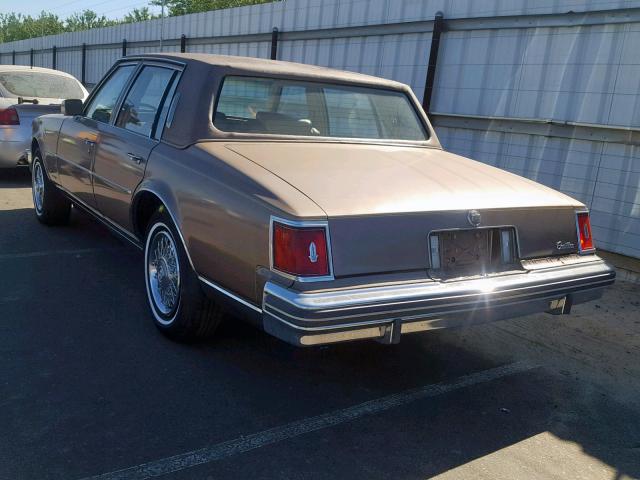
467, 210, 482, 227
556, 240, 575, 251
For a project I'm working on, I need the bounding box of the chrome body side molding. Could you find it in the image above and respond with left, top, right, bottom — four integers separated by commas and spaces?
56, 185, 142, 249
61, 183, 263, 316
198, 275, 262, 314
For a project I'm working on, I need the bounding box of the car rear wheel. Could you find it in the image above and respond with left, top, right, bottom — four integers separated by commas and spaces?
32, 152, 71, 225
144, 209, 223, 341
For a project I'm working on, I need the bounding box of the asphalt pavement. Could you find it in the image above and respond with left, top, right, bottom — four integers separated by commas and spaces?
1, 168, 638, 480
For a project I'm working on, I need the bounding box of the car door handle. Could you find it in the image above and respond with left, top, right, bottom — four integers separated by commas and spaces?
84, 139, 96, 154
127, 153, 144, 164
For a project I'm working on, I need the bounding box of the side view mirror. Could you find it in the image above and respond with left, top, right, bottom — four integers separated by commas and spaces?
61, 99, 83, 116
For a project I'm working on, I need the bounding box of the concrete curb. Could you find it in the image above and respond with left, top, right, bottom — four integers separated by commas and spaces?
614, 268, 640, 284
599, 251, 640, 285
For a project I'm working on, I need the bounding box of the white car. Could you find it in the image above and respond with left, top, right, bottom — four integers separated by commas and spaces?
0, 66, 88, 168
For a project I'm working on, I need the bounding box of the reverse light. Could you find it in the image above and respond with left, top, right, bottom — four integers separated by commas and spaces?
429, 235, 440, 269
272, 220, 330, 278
500, 229, 514, 264
576, 211, 595, 253
0, 107, 19, 125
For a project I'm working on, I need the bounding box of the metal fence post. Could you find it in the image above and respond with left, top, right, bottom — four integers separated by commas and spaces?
270, 27, 279, 60
122, 39, 127, 57
12, 50, 15, 65
422, 12, 444, 114
52, 46, 57, 70
30, 48, 34, 68
180, 34, 187, 53
81, 43, 87, 86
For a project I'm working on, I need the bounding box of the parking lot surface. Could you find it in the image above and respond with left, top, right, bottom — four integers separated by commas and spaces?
1, 169, 639, 480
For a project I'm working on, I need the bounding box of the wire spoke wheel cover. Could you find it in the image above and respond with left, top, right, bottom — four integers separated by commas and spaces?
147, 226, 181, 321
33, 161, 45, 214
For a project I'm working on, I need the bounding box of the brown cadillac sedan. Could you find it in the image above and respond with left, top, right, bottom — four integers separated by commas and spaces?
30, 53, 615, 346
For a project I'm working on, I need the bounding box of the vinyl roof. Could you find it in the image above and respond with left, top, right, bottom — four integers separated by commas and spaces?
132, 53, 406, 89
118, 53, 431, 147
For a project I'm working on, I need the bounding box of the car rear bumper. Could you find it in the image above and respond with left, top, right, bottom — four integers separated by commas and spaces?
0, 132, 30, 168
261, 256, 615, 346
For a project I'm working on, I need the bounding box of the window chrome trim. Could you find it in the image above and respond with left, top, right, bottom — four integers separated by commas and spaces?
155, 75, 182, 139
575, 208, 596, 255
114, 64, 182, 140
211, 74, 432, 145
269, 215, 335, 283
165, 92, 180, 129
117, 56, 187, 68
82, 61, 140, 122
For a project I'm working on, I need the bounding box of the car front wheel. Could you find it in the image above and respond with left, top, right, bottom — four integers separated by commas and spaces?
32, 152, 71, 225
144, 209, 223, 341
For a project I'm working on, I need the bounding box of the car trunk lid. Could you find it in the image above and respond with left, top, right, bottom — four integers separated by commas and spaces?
11, 102, 63, 124
227, 143, 580, 214
227, 142, 584, 277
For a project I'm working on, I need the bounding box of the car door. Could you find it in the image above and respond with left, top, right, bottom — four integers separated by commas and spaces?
56, 64, 137, 208
92, 63, 180, 231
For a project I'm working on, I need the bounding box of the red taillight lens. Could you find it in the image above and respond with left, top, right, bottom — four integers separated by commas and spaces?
577, 212, 594, 252
0, 107, 19, 125
273, 222, 330, 277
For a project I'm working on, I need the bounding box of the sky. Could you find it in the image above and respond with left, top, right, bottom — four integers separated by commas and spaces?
0, 0, 161, 20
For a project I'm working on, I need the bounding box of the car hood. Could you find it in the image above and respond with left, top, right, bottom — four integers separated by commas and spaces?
226, 142, 582, 217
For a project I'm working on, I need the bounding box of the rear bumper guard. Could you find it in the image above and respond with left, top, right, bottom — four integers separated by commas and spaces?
262, 256, 615, 346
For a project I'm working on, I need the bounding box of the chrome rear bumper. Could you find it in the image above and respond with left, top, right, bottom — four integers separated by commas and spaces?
262, 256, 615, 346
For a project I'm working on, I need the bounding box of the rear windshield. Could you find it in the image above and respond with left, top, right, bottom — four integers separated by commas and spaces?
213, 76, 428, 141
0, 72, 85, 100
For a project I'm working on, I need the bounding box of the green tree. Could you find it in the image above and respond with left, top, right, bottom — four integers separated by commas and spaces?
65, 10, 117, 32
123, 7, 157, 23
152, 0, 277, 17
0, 12, 65, 43
0, 1, 279, 43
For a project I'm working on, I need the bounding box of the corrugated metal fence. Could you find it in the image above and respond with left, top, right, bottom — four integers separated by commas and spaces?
1, 0, 639, 258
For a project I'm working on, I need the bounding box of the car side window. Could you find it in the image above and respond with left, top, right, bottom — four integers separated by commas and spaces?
115, 66, 175, 137
84, 65, 135, 124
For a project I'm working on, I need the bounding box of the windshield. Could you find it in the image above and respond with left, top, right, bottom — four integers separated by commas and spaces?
213, 76, 428, 141
0, 71, 85, 100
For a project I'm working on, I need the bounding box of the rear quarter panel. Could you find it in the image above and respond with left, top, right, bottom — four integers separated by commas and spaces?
140, 142, 325, 304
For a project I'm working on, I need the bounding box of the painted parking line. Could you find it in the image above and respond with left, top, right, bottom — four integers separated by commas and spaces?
0, 247, 126, 261
81, 361, 536, 480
